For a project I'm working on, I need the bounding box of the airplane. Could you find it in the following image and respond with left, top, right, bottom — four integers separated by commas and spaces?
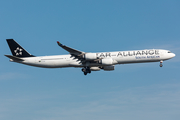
5, 39, 175, 75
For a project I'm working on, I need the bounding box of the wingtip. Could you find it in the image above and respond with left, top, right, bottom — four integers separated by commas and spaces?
57, 41, 61, 45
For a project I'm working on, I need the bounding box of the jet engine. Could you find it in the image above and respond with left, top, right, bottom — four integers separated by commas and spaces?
100, 58, 113, 65
84, 53, 97, 60
103, 65, 115, 71
90, 67, 101, 71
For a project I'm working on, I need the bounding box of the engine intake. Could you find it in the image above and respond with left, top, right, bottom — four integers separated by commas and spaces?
90, 67, 101, 71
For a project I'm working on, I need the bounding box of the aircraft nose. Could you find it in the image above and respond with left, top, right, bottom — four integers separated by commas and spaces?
172, 53, 176, 58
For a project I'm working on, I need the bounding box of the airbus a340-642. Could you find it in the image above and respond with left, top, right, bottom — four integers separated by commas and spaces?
5, 39, 175, 75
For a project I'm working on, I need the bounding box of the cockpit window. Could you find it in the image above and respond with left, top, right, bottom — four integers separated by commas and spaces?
168, 51, 171, 53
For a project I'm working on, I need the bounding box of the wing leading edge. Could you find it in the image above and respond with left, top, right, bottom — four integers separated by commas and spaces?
57, 41, 85, 56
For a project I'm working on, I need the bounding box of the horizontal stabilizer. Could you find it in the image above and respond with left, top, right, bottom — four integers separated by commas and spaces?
4, 55, 24, 61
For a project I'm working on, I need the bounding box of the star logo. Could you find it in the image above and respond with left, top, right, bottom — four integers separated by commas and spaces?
14, 47, 23, 56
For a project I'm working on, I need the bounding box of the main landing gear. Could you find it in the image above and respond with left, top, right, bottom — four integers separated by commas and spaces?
82, 67, 91, 75
160, 60, 163, 67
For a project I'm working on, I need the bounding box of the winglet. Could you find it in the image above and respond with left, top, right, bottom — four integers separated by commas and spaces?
57, 41, 62, 46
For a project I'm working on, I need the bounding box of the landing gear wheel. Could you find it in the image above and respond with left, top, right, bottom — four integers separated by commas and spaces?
82, 68, 86, 72
82, 67, 91, 75
160, 60, 163, 67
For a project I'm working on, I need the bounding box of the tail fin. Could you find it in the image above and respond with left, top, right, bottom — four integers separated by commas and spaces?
6, 39, 35, 57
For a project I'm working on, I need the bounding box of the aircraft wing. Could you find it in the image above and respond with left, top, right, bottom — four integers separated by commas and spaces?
57, 41, 103, 64
57, 41, 85, 56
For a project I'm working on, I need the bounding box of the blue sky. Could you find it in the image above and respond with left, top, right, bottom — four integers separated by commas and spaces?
0, 0, 180, 120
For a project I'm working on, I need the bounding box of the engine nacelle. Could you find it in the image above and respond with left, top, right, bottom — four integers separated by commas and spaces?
84, 53, 97, 60
100, 58, 113, 65
103, 65, 115, 71
90, 67, 101, 71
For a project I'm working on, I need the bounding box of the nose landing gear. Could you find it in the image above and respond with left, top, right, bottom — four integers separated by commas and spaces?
160, 60, 163, 67
82, 67, 91, 75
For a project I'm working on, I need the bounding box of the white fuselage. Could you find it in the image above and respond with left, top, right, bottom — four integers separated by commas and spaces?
12, 49, 175, 68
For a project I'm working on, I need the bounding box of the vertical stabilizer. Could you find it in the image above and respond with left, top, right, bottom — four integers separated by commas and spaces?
6, 39, 35, 57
